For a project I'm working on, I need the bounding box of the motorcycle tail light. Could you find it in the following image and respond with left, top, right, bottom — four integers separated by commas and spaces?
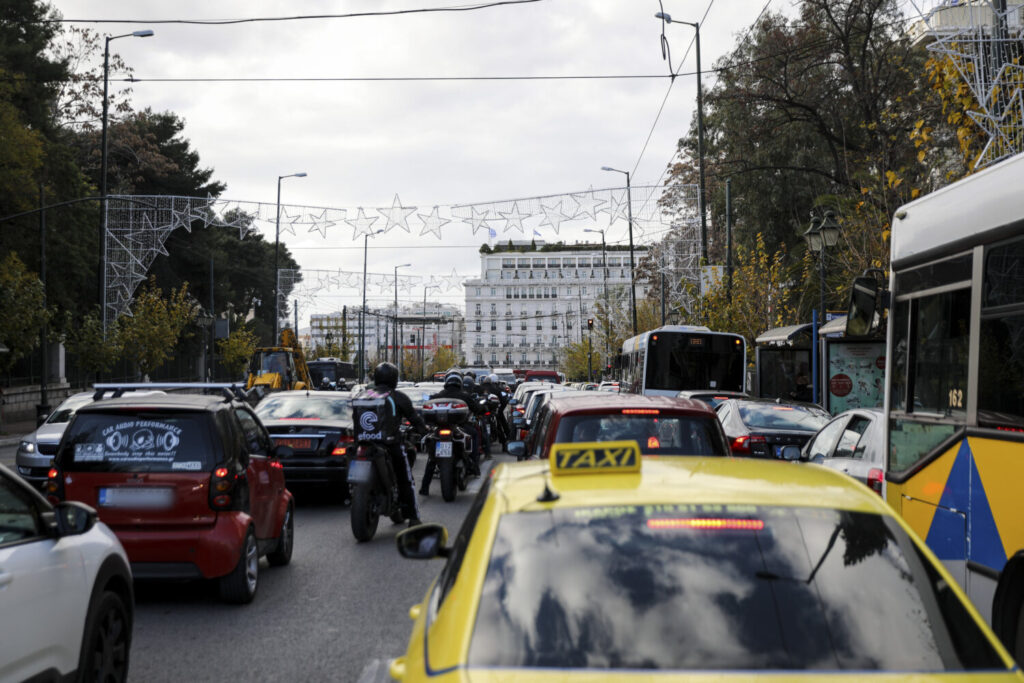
439, 429, 452, 436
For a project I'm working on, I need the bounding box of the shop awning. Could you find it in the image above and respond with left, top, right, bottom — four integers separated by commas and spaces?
755, 323, 813, 346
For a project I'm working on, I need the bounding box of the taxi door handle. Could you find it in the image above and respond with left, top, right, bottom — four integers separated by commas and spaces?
0, 571, 12, 589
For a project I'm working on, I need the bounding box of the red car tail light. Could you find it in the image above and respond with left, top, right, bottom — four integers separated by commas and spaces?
331, 435, 354, 456
45, 467, 64, 503
209, 467, 241, 510
867, 468, 884, 496
730, 436, 751, 454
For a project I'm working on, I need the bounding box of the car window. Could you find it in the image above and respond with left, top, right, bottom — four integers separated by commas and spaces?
716, 403, 732, 423
58, 411, 217, 473
435, 476, 491, 609
468, 505, 1004, 672
0, 474, 43, 546
834, 416, 873, 459
255, 396, 353, 422
235, 408, 270, 454
45, 396, 92, 424
737, 403, 830, 431
807, 418, 847, 459
554, 414, 726, 456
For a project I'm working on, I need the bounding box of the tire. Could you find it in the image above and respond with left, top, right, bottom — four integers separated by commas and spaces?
266, 503, 294, 567
219, 528, 259, 604
439, 457, 456, 502
350, 481, 380, 542
457, 459, 469, 491
77, 590, 131, 683
1014, 600, 1024, 666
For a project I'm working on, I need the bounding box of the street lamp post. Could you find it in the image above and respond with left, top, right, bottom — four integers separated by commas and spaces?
99, 29, 153, 330
274, 171, 306, 343
421, 285, 440, 380
655, 12, 707, 263
394, 263, 411, 366
583, 227, 610, 371
803, 210, 841, 404
600, 167, 637, 335
360, 229, 384, 382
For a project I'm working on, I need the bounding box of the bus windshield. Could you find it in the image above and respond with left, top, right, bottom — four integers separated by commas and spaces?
644, 333, 745, 392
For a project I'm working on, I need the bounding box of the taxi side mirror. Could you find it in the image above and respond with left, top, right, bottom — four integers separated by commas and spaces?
396, 523, 450, 560
507, 441, 525, 458
780, 445, 802, 461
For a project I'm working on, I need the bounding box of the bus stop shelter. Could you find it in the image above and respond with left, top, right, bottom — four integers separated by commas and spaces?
754, 324, 813, 402
818, 314, 886, 414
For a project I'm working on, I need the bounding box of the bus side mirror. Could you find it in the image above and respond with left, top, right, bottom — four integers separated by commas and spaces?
846, 276, 881, 337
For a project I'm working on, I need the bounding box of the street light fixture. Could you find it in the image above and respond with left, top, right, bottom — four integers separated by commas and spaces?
583, 227, 611, 371
99, 29, 154, 331
359, 228, 385, 382
655, 11, 708, 264
803, 210, 842, 403
600, 166, 638, 336
394, 263, 411, 366
273, 172, 306, 342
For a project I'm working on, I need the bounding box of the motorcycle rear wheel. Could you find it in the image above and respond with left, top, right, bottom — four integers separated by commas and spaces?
350, 480, 380, 542
439, 458, 457, 502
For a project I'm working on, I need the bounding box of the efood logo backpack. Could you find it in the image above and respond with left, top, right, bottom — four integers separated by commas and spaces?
352, 388, 400, 445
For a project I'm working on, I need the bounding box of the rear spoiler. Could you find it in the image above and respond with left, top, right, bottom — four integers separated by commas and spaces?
92, 382, 263, 405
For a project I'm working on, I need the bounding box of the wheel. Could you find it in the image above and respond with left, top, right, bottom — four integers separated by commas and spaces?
350, 481, 380, 542
457, 459, 469, 491
219, 528, 259, 604
439, 458, 456, 502
266, 503, 294, 567
1014, 600, 1024, 666
77, 590, 131, 683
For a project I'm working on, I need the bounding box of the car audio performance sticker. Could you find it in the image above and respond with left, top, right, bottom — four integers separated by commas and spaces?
74, 419, 189, 466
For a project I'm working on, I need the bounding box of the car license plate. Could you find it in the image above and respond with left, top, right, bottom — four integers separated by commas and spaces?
773, 445, 784, 458
436, 441, 453, 458
347, 459, 373, 484
274, 437, 312, 450
98, 487, 174, 509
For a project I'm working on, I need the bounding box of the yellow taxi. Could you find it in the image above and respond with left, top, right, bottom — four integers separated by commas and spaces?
390, 442, 1023, 681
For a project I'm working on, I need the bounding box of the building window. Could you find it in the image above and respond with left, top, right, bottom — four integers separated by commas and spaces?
536, 311, 543, 330
551, 318, 558, 329
490, 319, 496, 331
475, 287, 481, 296
490, 288, 496, 296
521, 352, 527, 361
490, 353, 497, 362
582, 286, 588, 295
505, 303, 511, 314
506, 321, 512, 330
491, 334, 496, 345
521, 319, 527, 330
489, 303, 496, 314
474, 320, 481, 332
474, 304, 481, 315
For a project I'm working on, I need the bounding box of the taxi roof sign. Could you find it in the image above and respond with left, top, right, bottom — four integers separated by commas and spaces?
550, 440, 642, 475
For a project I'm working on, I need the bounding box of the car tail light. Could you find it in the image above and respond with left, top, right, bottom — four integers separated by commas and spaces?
647, 436, 660, 449
730, 436, 751, 454
623, 409, 659, 415
269, 460, 284, 469
647, 518, 764, 531
331, 435, 354, 457
209, 467, 241, 510
45, 467, 64, 503
867, 468, 884, 496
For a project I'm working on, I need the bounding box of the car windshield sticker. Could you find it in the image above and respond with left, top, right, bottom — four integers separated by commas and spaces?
74, 420, 185, 464
550, 440, 642, 475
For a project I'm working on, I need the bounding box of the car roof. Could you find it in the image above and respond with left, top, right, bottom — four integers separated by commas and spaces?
76, 393, 234, 412
262, 390, 349, 398
676, 390, 746, 398
722, 396, 826, 411
491, 456, 890, 516
546, 392, 715, 416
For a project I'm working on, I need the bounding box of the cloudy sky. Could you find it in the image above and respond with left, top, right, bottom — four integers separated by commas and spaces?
51, 0, 784, 314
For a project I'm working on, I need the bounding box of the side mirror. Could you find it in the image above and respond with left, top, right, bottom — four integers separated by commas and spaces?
507, 441, 526, 458
509, 398, 518, 405
274, 444, 294, 459
846, 276, 880, 337
53, 501, 97, 537
780, 445, 802, 461
396, 523, 450, 560
811, 453, 826, 465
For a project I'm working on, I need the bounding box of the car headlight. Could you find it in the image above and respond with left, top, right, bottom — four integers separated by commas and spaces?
19, 440, 36, 454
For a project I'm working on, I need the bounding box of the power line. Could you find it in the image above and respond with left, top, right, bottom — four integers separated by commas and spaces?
37, 0, 544, 26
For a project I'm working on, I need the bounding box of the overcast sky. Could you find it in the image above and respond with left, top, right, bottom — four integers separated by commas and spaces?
51, 0, 786, 314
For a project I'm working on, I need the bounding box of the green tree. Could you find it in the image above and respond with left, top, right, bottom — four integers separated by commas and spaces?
0, 253, 47, 373
119, 277, 197, 378
62, 307, 124, 381
560, 341, 604, 382
427, 346, 459, 377
217, 326, 258, 380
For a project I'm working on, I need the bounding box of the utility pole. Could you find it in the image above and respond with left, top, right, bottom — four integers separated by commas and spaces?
38, 182, 49, 424
726, 178, 733, 303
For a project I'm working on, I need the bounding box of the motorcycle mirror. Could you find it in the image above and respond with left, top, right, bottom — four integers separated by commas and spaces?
396, 523, 450, 560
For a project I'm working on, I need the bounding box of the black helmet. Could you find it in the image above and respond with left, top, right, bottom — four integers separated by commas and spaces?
372, 362, 399, 389
444, 373, 463, 390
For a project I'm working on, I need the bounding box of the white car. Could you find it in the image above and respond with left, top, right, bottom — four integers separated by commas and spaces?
0, 464, 134, 682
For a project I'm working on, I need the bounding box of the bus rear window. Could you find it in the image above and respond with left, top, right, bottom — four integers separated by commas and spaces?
57, 411, 217, 473
644, 334, 745, 392
469, 506, 1004, 672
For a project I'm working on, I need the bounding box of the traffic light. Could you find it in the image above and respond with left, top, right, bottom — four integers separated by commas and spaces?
587, 318, 594, 330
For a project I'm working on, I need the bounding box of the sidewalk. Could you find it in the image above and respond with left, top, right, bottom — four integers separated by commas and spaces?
0, 418, 39, 448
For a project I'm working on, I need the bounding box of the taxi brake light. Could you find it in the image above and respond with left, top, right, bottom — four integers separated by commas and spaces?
647, 518, 765, 531
623, 409, 660, 415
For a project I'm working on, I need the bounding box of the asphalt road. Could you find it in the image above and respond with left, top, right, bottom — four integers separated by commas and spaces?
1, 440, 502, 682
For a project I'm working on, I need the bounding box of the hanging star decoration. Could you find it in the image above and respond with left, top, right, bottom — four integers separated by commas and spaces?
169, 204, 194, 233
398, 275, 417, 294
499, 202, 528, 234
464, 206, 493, 235
442, 268, 464, 291
538, 199, 570, 234
380, 194, 417, 233
306, 208, 340, 239
277, 207, 301, 236
605, 189, 630, 226
417, 206, 450, 240
346, 207, 381, 240
570, 187, 606, 221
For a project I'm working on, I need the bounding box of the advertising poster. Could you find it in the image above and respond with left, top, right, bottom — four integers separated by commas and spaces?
827, 342, 885, 414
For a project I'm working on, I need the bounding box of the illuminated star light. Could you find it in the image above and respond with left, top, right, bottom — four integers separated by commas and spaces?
499, 202, 528, 234
417, 206, 451, 240
538, 199, 570, 235
307, 208, 341, 239
346, 207, 381, 240
380, 194, 417, 233
464, 206, 493, 235
442, 268, 464, 291
277, 207, 300, 236
570, 187, 606, 221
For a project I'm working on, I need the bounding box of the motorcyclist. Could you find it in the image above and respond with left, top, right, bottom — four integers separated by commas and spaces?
421, 373, 481, 494
480, 373, 510, 451
356, 362, 427, 527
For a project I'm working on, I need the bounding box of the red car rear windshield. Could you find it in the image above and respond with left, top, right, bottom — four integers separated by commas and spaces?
554, 413, 726, 455
58, 411, 217, 473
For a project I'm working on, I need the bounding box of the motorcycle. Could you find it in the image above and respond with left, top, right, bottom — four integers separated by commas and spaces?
421, 398, 473, 502
346, 443, 406, 542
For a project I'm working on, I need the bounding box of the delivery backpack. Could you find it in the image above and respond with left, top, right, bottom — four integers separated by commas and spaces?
352, 387, 401, 445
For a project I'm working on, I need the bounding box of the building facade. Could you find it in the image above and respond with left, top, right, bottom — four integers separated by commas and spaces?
462, 240, 648, 368
310, 303, 463, 364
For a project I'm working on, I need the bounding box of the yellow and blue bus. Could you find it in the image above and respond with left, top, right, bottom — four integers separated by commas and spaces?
619, 325, 746, 396
883, 151, 1024, 661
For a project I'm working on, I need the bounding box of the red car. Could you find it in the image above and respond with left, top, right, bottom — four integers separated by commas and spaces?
509, 393, 729, 460
523, 369, 561, 384
46, 386, 295, 604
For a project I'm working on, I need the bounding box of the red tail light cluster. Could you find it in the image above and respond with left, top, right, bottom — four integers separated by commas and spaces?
45, 467, 64, 503
867, 468, 884, 496
209, 466, 241, 510
331, 435, 354, 457
730, 435, 765, 454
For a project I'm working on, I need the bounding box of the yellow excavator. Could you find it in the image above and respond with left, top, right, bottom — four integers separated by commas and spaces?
245, 329, 313, 392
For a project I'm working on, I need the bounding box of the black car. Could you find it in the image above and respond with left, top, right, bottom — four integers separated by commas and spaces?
254, 390, 354, 494
715, 398, 830, 457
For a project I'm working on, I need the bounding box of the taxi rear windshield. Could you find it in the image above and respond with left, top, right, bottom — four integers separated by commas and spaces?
468, 506, 1003, 672
57, 411, 216, 473
554, 414, 726, 455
